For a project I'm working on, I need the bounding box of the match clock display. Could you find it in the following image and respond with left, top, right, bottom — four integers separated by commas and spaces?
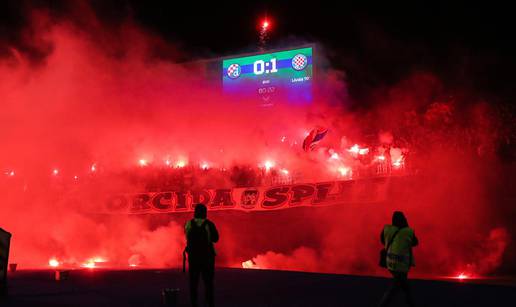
223, 47, 313, 105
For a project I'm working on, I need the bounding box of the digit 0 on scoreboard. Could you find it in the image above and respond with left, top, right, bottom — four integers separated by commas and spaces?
222, 46, 313, 104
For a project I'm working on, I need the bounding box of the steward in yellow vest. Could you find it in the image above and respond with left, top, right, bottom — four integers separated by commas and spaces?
382, 223, 418, 273
379, 211, 418, 307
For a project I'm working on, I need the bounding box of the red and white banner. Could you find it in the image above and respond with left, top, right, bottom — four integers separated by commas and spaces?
105, 177, 391, 214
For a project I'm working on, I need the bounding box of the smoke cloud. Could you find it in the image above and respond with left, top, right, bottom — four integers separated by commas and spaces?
1, 4, 514, 278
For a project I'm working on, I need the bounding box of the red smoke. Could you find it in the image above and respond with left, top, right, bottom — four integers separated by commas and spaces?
0, 8, 514, 278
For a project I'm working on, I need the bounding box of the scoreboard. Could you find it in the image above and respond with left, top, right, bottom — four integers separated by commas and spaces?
222, 47, 313, 105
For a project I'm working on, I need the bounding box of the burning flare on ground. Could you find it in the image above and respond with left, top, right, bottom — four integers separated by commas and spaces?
82, 261, 95, 269
49, 258, 60, 268
81, 257, 107, 269
456, 273, 469, 280
242, 260, 259, 269
453, 271, 475, 281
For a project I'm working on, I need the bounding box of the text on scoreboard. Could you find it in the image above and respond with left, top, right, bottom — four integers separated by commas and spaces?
222, 47, 313, 104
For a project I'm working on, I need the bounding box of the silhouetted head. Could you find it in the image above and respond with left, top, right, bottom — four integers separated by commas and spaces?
194, 204, 207, 219
392, 211, 409, 228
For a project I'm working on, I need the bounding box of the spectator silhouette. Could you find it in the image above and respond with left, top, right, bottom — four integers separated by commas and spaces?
185, 204, 219, 307
379, 211, 418, 307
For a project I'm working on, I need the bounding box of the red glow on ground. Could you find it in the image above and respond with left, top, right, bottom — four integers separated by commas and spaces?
242, 260, 259, 269
79, 257, 107, 269
92, 257, 107, 263
49, 258, 60, 267
453, 272, 477, 281
457, 273, 468, 280
82, 261, 95, 269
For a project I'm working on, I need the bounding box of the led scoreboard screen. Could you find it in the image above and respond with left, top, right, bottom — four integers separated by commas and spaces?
222, 47, 313, 105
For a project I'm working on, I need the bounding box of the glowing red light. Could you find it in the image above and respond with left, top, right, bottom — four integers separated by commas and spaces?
52, 169, 59, 176
456, 272, 469, 280
242, 259, 258, 269
348, 144, 369, 155
82, 261, 95, 269
392, 158, 403, 168
92, 257, 106, 263
263, 160, 275, 171
138, 159, 147, 167
338, 167, 350, 176
262, 20, 270, 30
128, 254, 142, 267
49, 258, 60, 267
348, 144, 360, 154
80, 257, 106, 269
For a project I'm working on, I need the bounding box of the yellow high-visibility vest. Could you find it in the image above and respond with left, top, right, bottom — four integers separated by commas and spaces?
383, 225, 416, 272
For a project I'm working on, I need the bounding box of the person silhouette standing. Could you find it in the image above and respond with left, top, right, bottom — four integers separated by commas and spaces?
379, 211, 418, 307
185, 204, 219, 307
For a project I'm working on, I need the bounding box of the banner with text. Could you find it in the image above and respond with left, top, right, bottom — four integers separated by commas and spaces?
105, 177, 391, 214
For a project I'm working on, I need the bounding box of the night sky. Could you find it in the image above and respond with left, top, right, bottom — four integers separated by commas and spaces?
1, 0, 515, 103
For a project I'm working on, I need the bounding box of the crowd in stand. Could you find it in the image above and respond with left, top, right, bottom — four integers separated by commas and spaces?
1, 152, 407, 196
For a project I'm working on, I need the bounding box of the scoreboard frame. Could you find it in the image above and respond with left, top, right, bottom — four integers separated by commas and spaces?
221, 44, 316, 106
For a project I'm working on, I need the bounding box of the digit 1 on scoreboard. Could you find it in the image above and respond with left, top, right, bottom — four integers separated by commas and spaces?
270, 58, 278, 73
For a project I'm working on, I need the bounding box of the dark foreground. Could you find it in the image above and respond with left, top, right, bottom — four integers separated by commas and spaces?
2, 268, 515, 307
